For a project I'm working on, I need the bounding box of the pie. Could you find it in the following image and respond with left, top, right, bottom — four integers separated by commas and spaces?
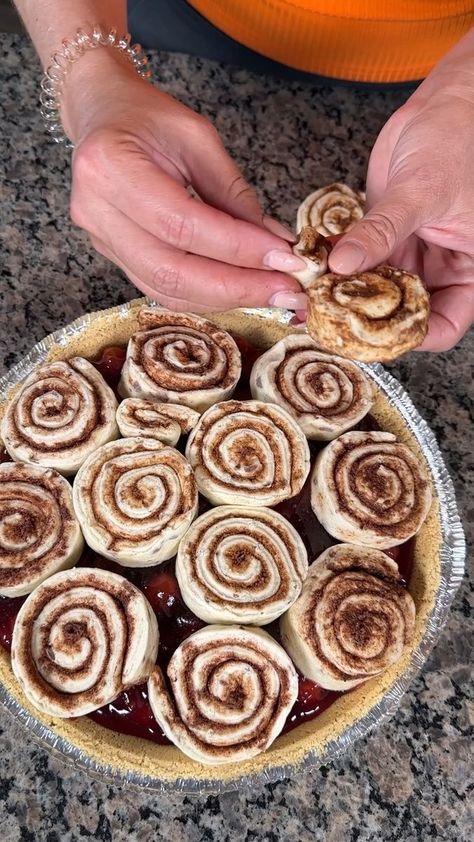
0, 300, 446, 787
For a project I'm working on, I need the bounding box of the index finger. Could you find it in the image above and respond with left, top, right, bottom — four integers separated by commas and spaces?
84, 140, 305, 275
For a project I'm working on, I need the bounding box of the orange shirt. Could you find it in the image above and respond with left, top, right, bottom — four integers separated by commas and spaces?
188, 1, 474, 82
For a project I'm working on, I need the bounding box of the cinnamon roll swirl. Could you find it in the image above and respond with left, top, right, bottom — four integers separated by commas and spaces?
118, 308, 242, 412
147, 625, 298, 764
280, 544, 416, 690
185, 400, 310, 507
0, 463, 83, 597
291, 226, 331, 289
73, 437, 198, 566
11, 567, 159, 717
116, 399, 200, 446
176, 506, 308, 625
311, 431, 432, 548
250, 334, 374, 440
296, 183, 365, 236
306, 266, 430, 362
1, 358, 119, 475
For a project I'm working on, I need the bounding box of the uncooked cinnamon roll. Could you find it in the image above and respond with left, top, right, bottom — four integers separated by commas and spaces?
118, 308, 241, 412
176, 506, 308, 625
116, 399, 200, 446
291, 226, 331, 288
311, 431, 432, 548
296, 182, 365, 236
0, 463, 83, 597
250, 334, 374, 440
11, 567, 159, 717
185, 400, 310, 506
73, 437, 198, 566
306, 266, 430, 362
280, 544, 416, 690
1, 358, 119, 475
147, 625, 298, 764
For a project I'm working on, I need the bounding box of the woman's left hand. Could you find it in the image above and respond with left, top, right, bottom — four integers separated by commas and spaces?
328, 28, 474, 352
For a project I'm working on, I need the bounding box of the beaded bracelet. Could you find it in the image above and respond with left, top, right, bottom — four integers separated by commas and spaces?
39, 25, 153, 149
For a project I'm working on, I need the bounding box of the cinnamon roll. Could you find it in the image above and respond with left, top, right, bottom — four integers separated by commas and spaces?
311, 431, 432, 548
291, 226, 331, 289
1, 358, 119, 475
0, 463, 83, 597
280, 544, 416, 690
176, 506, 308, 625
250, 334, 374, 440
11, 567, 159, 717
306, 266, 430, 362
296, 183, 365, 236
147, 625, 298, 764
116, 399, 200, 446
118, 308, 242, 412
185, 400, 310, 506
73, 437, 198, 566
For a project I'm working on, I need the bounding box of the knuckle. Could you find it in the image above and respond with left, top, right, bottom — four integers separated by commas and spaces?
192, 113, 218, 140
156, 211, 196, 251
226, 174, 254, 206
69, 190, 88, 230
364, 211, 399, 252
72, 128, 117, 183
221, 275, 252, 308
151, 264, 187, 301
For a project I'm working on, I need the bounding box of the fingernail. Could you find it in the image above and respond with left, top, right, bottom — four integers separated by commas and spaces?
329, 242, 366, 274
268, 291, 308, 309
263, 216, 296, 242
264, 250, 307, 272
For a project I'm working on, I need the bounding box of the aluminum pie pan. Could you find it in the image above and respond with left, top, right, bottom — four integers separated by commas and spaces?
0, 300, 466, 793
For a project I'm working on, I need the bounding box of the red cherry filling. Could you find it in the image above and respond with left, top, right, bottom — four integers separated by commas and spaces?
92, 345, 127, 394
281, 676, 341, 735
89, 684, 168, 744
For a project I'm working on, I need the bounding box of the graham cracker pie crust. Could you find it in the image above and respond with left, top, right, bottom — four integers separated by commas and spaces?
0, 299, 442, 785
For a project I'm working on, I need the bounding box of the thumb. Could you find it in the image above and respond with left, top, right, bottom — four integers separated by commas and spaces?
184, 126, 294, 240
328, 184, 427, 274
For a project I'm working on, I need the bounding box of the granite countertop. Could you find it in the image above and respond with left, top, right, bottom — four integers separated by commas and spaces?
0, 33, 472, 842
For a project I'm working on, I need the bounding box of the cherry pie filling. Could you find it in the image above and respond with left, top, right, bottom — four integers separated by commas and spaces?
0, 335, 414, 746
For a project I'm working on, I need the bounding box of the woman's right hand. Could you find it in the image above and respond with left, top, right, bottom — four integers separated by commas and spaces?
62, 49, 304, 311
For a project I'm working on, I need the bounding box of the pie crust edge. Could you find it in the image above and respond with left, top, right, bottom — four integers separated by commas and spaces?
0, 299, 441, 784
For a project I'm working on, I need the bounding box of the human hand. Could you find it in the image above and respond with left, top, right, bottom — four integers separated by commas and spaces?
62, 50, 304, 311
328, 29, 474, 352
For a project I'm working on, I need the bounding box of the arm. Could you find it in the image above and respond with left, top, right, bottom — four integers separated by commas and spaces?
14, 1, 128, 66
13, 0, 303, 311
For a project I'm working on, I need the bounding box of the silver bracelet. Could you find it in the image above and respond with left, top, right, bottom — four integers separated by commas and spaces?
39, 25, 153, 149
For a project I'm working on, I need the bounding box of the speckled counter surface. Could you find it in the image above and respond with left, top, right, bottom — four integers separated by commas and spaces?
0, 33, 472, 842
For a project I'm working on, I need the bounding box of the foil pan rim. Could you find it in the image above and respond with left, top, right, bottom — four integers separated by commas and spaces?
0, 300, 466, 793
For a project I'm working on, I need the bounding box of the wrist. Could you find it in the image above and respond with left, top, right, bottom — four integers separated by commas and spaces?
60, 48, 137, 143
39, 26, 152, 147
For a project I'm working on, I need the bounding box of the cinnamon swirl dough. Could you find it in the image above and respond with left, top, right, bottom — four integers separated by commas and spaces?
306, 266, 430, 362
11, 567, 158, 717
185, 400, 310, 506
116, 399, 200, 446
1, 358, 118, 475
118, 308, 241, 412
250, 334, 374, 440
291, 226, 331, 289
147, 625, 298, 764
176, 506, 308, 625
280, 544, 416, 690
0, 463, 83, 597
73, 437, 198, 566
311, 431, 432, 548
296, 183, 365, 236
